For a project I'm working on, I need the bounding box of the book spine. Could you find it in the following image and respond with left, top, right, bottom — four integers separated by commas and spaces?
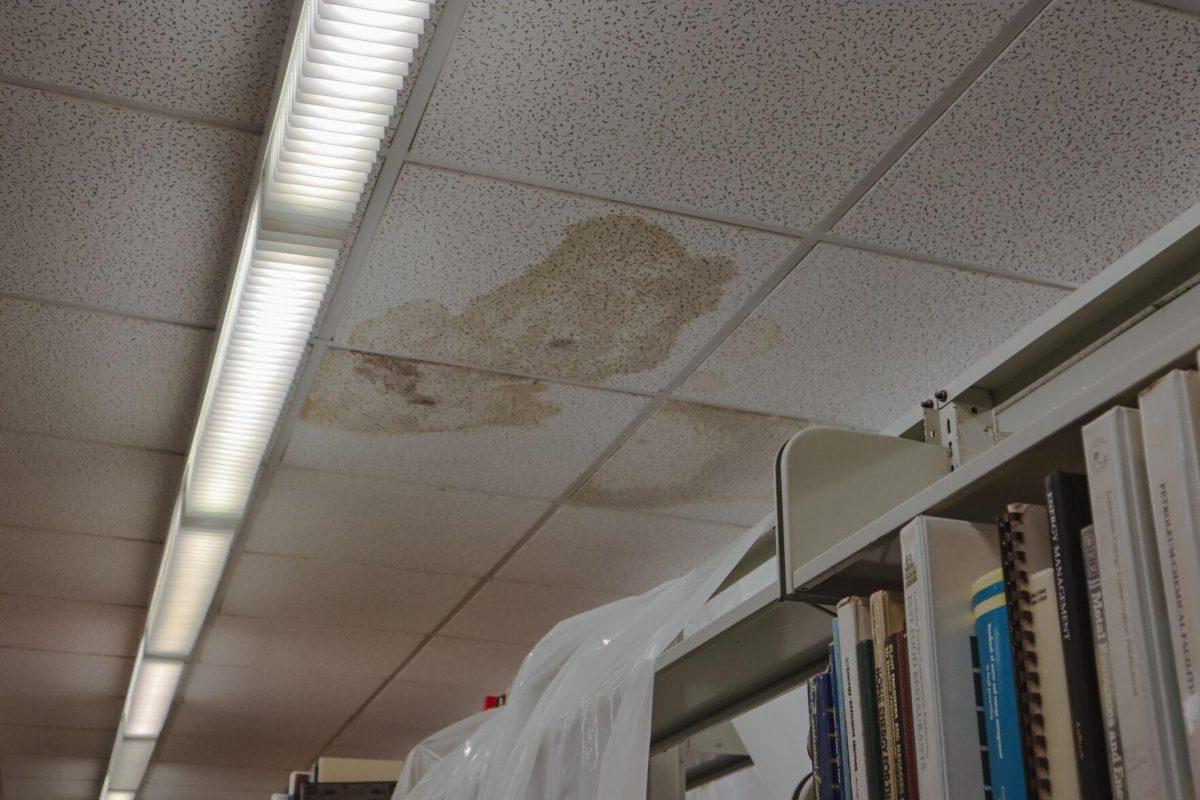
1082, 524, 1128, 800
895, 630, 920, 800
839, 599, 869, 800
972, 570, 1027, 800
1027, 568, 1081, 799
833, 619, 854, 800
1044, 471, 1111, 800
883, 634, 907, 800
858, 640, 884, 800
812, 676, 823, 797
871, 591, 905, 800
970, 635, 994, 800
816, 671, 841, 800
901, 525, 943, 799
997, 513, 1043, 799
1140, 369, 1200, 777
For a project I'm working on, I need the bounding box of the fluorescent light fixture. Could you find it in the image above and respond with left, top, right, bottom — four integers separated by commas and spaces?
122, 656, 183, 738
107, 737, 157, 791
144, 524, 234, 657
99, 778, 134, 800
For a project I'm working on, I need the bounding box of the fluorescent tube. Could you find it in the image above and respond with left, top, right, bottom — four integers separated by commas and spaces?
107, 738, 157, 791
122, 656, 184, 738
144, 525, 234, 657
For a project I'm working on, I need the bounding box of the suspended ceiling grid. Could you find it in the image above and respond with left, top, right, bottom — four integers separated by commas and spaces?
1, 0, 1198, 797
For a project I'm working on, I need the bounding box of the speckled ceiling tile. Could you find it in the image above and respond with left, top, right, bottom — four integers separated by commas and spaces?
0, 0, 290, 125
0, 298, 210, 452
336, 165, 797, 392
0, 85, 259, 326
408, 0, 1026, 229
677, 244, 1067, 430
836, 0, 1200, 285
572, 400, 808, 525
282, 347, 649, 499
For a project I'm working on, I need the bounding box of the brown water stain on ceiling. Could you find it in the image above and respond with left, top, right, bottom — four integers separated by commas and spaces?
300, 349, 561, 434
349, 213, 738, 384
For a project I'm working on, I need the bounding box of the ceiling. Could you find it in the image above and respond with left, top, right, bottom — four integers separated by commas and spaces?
1, 0, 1198, 796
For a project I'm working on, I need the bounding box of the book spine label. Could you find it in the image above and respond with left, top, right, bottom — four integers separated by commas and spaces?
1083, 524, 1128, 800
972, 573, 1027, 800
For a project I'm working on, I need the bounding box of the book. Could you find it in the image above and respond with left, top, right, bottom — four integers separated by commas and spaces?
838, 597, 873, 800
971, 568, 1026, 800
857, 638, 884, 800
1082, 523, 1128, 800
869, 590, 905, 800
1026, 567, 1080, 799
881, 633, 908, 800
969, 634, 993, 800
900, 515, 999, 800
996, 503, 1052, 799
813, 670, 843, 800
832, 618, 854, 800
1044, 471, 1111, 800
1140, 368, 1200, 778
1082, 407, 1193, 800
893, 630, 919, 800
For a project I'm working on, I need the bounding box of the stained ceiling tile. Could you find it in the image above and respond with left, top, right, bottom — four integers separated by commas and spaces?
0, 431, 181, 541
157, 732, 318, 771
573, 401, 805, 524
0, 755, 105, 782
0, 526, 160, 606
409, 0, 1025, 229
678, 244, 1066, 429
498, 505, 743, 595
1, 776, 100, 800
284, 349, 648, 499
442, 580, 622, 645
399, 637, 530, 693
173, 663, 379, 741
337, 165, 797, 391
0, 85, 258, 325
197, 614, 421, 679
0, 725, 113, 759
0, 595, 142, 657
0, 298, 210, 451
221, 552, 476, 633
246, 467, 548, 576
0, 0, 290, 124
0, 648, 130, 702
145, 762, 287, 793
836, 0, 1200, 285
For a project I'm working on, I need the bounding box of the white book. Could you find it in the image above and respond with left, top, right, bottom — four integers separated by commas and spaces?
1140, 368, 1200, 776
1027, 567, 1081, 800
1082, 407, 1194, 800
900, 515, 999, 800
837, 595, 871, 800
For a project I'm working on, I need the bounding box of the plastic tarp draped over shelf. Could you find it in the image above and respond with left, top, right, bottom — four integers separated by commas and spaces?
392, 526, 763, 800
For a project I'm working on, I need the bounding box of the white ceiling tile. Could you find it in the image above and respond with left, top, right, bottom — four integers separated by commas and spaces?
325, 716, 427, 762
0, 0, 289, 124
0, 648, 130, 702
221, 552, 476, 633
0, 85, 259, 325
198, 614, 421, 679
442, 580, 622, 645
246, 467, 547, 576
0, 725, 113, 759
284, 349, 648, 499
337, 166, 797, 391
678, 244, 1066, 429
837, 0, 1200, 285
399, 637, 530, 693
0, 298, 210, 451
0, 696, 123, 732
0, 595, 142, 657
0, 431, 181, 541
1, 776, 100, 800
0, 755, 105, 782
167, 701, 343, 747
409, 0, 1025, 229
157, 732, 318, 771
498, 505, 742, 595
0, 525, 160, 606
356, 679, 486, 734
145, 762, 287, 793
573, 401, 806, 524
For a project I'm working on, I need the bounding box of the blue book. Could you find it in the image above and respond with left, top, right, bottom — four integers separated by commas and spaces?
972, 568, 1028, 800
813, 670, 843, 800
831, 621, 853, 799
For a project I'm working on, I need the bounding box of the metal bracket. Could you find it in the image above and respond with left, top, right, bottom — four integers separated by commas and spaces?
647, 746, 685, 800
922, 387, 1000, 469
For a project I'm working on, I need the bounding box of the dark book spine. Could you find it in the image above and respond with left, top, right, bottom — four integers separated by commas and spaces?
896, 630, 919, 800
810, 676, 820, 796
857, 640, 884, 800
972, 635, 994, 800
815, 671, 841, 800
883, 633, 907, 800
1044, 472, 1112, 800
998, 514, 1042, 799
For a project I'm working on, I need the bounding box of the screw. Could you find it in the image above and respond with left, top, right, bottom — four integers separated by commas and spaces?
920, 399, 934, 409
934, 389, 948, 402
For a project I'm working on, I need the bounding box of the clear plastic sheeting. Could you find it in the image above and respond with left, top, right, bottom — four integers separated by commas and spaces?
684, 765, 767, 800
392, 526, 762, 800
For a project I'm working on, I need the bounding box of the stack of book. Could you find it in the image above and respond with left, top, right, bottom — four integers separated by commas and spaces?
806, 365, 1200, 800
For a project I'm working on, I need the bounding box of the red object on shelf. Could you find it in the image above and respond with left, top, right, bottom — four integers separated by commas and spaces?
483, 694, 504, 710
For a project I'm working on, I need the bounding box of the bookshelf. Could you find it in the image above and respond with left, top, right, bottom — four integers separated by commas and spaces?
648, 202, 1200, 792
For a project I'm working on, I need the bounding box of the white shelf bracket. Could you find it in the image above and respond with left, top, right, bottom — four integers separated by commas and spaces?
922, 387, 1000, 469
